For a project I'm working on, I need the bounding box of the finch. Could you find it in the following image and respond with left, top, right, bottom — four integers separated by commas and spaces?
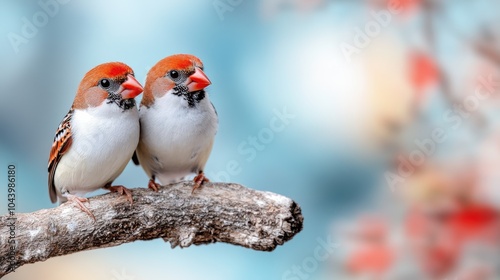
48, 62, 143, 218
133, 54, 217, 192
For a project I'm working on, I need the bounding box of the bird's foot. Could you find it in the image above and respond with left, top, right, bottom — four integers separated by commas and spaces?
192, 172, 209, 194
105, 185, 133, 204
64, 194, 95, 220
148, 179, 160, 192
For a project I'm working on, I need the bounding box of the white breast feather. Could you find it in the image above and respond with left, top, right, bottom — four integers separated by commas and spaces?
54, 102, 139, 198
137, 92, 218, 184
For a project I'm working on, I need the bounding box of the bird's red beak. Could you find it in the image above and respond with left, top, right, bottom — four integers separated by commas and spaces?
120, 74, 143, 99
187, 68, 211, 92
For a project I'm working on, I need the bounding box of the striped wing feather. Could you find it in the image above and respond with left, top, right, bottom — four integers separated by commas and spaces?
48, 109, 74, 203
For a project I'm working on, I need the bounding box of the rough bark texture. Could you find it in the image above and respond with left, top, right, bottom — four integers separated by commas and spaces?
0, 182, 303, 277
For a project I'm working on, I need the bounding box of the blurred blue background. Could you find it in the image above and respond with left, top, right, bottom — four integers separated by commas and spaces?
1, 0, 500, 279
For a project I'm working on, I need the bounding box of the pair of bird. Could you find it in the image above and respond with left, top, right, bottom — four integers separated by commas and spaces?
48, 54, 218, 218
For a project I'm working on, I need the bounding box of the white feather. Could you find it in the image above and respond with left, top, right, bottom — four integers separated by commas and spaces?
137, 92, 218, 184
54, 102, 139, 199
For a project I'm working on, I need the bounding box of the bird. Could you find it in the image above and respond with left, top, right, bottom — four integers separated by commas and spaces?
48, 62, 143, 219
133, 54, 218, 193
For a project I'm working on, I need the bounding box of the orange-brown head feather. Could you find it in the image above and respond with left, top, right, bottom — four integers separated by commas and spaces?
73, 62, 136, 109
142, 54, 204, 107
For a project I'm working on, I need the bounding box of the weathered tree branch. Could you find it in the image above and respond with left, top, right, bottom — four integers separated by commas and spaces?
0, 182, 303, 277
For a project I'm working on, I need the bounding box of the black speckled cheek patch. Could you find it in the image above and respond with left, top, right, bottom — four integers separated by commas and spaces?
172, 85, 206, 108
106, 93, 137, 111
185, 90, 206, 107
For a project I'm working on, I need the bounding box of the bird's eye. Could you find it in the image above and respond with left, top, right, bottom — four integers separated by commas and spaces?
99, 79, 110, 88
169, 70, 179, 79
99, 79, 111, 88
